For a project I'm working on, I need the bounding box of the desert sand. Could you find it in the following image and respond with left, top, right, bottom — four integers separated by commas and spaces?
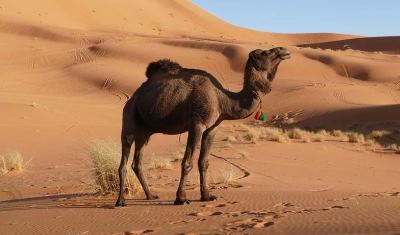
0, 0, 400, 234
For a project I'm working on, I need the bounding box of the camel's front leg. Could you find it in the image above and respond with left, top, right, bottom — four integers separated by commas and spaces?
174, 124, 204, 205
199, 126, 218, 201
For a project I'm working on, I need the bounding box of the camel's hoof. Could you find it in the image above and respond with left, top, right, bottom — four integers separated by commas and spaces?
147, 194, 159, 200
174, 199, 191, 205
115, 198, 126, 207
201, 195, 218, 202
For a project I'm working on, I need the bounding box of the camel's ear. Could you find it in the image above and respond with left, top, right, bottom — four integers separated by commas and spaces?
249, 49, 263, 69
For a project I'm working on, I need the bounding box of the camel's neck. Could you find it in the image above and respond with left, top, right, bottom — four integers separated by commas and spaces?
221, 62, 276, 120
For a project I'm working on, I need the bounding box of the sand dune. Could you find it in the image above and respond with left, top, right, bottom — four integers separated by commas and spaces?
0, 0, 399, 234
300, 48, 400, 82
0, 0, 359, 45
299, 36, 400, 54
297, 104, 400, 129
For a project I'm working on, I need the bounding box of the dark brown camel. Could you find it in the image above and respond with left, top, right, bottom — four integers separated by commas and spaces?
115, 47, 290, 206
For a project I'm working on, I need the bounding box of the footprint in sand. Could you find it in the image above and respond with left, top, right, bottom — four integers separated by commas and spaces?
124, 229, 154, 235
168, 218, 206, 225
176, 232, 213, 235
330, 205, 349, 209
201, 201, 239, 208
201, 203, 226, 208
224, 218, 275, 232
273, 202, 295, 208
383, 191, 400, 197
189, 211, 223, 217
224, 210, 282, 220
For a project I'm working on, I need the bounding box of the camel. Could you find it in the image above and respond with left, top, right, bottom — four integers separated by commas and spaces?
115, 47, 291, 206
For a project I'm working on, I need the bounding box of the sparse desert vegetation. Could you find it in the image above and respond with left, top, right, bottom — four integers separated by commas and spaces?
148, 154, 174, 170
170, 149, 185, 162
287, 128, 308, 140
332, 129, 350, 141
212, 164, 240, 185
231, 124, 399, 153
243, 127, 261, 143
88, 139, 140, 195
369, 130, 391, 138
346, 132, 366, 144
342, 44, 352, 51
240, 125, 290, 143
262, 127, 290, 143
387, 144, 399, 152
0, 152, 25, 175
238, 151, 249, 159
270, 134, 291, 143
223, 135, 238, 143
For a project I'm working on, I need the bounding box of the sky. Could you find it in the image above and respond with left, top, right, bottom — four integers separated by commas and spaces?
191, 0, 400, 36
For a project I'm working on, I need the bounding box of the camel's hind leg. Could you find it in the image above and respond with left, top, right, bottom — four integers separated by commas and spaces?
132, 134, 159, 200
115, 133, 134, 207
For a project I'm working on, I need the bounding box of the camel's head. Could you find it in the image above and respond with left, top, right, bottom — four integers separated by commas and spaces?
249, 47, 290, 80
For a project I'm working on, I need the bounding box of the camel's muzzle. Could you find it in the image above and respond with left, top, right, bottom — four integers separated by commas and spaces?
279, 51, 291, 60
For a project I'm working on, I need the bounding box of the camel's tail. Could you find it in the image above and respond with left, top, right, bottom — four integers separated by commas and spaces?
145, 59, 182, 79
121, 96, 138, 145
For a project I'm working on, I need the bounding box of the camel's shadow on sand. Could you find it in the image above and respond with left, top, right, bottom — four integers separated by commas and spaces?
0, 193, 190, 211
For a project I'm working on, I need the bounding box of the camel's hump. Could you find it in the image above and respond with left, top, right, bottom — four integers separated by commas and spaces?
145, 59, 182, 79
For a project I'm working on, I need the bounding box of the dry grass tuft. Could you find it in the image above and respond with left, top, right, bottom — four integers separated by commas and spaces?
223, 142, 234, 148
88, 140, 140, 195
311, 134, 324, 142
223, 135, 237, 143
368, 130, 391, 139
243, 127, 261, 143
149, 155, 174, 170
285, 118, 295, 124
170, 148, 185, 162
238, 151, 249, 159
317, 130, 329, 136
242, 126, 290, 143
0, 152, 24, 175
387, 144, 399, 151
30, 102, 39, 108
214, 164, 239, 184
332, 130, 344, 137
287, 128, 308, 140
346, 132, 365, 144
270, 134, 291, 143
365, 139, 377, 147
302, 137, 311, 143
332, 130, 349, 141
262, 127, 284, 138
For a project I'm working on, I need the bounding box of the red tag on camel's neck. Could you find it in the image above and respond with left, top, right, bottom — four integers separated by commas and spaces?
254, 111, 262, 120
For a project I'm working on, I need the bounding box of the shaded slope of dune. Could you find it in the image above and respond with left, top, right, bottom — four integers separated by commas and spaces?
300, 48, 400, 82
298, 36, 400, 54
296, 104, 400, 129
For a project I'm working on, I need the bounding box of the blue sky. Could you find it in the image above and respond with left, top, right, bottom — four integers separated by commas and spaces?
191, 0, 400, 36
